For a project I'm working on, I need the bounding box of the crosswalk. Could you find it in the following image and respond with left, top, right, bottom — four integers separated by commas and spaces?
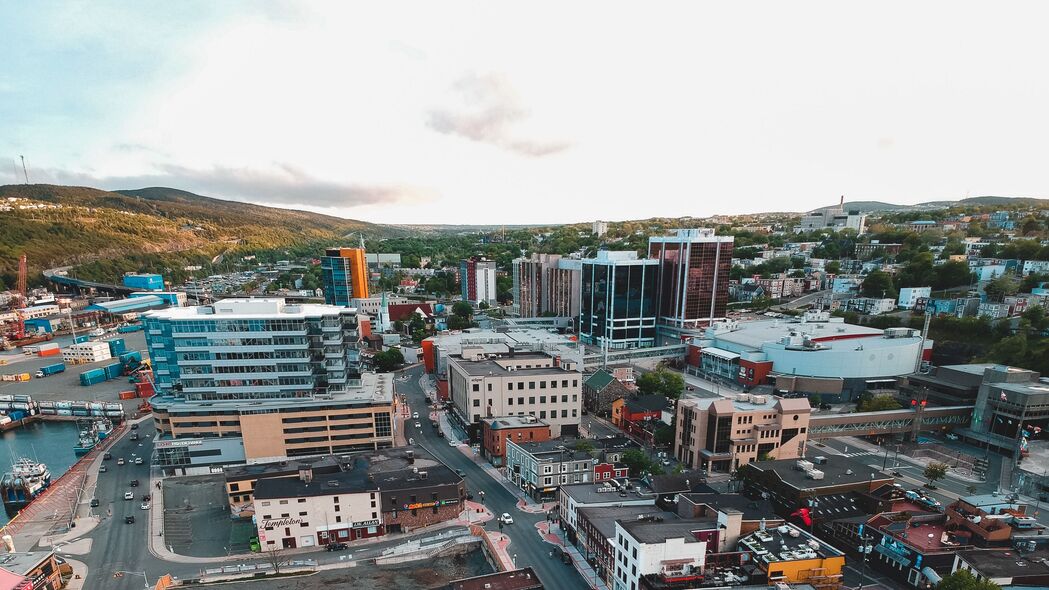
842, 451, 879, 458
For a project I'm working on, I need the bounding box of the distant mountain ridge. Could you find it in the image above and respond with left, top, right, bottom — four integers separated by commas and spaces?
819, 196, 1049, 213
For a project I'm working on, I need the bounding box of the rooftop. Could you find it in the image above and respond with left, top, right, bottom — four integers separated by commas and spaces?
577, 505, 665, 541
871, 512, 963, 553
682, 394, 811, 414
624, 395, 670, 413
744, 454, 891, 492
738, 523, 844, 565
560, 480, 656, 505
152, 371, 394, 410
445, 567, 545, 590
678, 493, 777, 520
0, 551, 52, 576
144, 297, 355, 320
510, 436, 636, 459
450, 354, 574, 377
956, 549, 1049, 578
253, 457, 461, 500
706, 318, 906, 352
619, 514, 716, 544
482, 415, 549, 430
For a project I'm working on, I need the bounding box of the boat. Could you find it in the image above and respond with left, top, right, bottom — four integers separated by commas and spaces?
72, 418, 111, 455
1, 457, 52, 513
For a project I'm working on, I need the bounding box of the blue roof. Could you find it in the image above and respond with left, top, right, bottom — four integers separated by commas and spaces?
86, 295, 167, 313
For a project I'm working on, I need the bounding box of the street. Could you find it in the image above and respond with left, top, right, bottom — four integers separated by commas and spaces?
395, 364, 592, 589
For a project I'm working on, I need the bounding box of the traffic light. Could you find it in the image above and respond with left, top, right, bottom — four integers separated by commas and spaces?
911, 399, 917, 406
920, 400, 927, 407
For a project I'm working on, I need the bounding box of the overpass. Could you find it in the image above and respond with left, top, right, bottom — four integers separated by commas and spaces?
808, 405, 973, 439
44, 266, 135, 296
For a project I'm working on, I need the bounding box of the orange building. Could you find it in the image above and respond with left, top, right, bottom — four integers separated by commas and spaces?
321, 247, 370, 304
481, 415, 552, 466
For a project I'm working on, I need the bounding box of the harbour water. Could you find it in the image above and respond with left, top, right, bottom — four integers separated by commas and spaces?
0, 421, 80, 526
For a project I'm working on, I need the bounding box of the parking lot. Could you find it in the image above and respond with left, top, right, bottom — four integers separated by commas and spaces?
162, 474, 243, 557
0, 330, 150, 414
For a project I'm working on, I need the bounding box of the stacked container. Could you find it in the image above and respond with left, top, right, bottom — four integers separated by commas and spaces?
79, 368, 107, 386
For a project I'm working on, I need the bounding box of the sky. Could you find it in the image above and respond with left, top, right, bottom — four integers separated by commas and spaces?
2, 1, 1049, 225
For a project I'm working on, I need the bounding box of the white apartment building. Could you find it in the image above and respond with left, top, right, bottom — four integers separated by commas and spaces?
350, 294, 411, 316
612, 518, 707, 590
447, 351, 582, 437
593, 220, 609, 237
62, 342, 112, 363
898, 287, 932, 310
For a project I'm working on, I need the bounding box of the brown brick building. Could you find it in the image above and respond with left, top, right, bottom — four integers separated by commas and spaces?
481, 415, 552, 466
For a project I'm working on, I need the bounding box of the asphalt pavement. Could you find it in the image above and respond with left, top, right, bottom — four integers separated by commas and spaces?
396, 364, 591, 590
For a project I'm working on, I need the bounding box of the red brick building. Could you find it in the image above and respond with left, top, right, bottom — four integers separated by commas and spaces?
611, 395, 670, 444
481, 416, 552, 467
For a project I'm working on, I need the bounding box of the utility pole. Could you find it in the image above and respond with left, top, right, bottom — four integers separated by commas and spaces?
19, 155, 29, 184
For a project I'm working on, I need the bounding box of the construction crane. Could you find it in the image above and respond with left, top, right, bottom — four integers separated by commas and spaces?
10, 254, 29, 340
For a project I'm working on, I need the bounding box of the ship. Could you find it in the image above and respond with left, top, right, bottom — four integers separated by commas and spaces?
1, 457, 52, 513
73, 418, 113, 456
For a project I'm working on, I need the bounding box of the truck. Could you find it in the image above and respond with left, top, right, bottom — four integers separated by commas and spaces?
35, 363, 66, 378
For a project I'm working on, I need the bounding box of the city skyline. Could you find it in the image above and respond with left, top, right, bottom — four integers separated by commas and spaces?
4, 2, 1049, 224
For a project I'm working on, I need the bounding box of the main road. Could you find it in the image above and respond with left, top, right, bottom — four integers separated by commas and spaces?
395, 364, 592, 589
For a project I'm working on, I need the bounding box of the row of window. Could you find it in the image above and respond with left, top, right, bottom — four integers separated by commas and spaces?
472, 394, 578, 407
473, 379, 580, 392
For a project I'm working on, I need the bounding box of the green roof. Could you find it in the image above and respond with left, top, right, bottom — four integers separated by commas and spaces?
584, 369, 615, 391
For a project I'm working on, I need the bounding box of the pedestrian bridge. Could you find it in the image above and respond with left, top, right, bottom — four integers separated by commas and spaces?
808, 405, 973, 439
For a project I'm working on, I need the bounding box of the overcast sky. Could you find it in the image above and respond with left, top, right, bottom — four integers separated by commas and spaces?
2, 2, 1048, 224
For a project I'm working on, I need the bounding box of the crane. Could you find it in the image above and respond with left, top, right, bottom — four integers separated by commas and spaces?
12, 253, 28, 340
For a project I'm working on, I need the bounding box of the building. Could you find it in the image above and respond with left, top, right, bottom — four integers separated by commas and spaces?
321, 247, 370, 305
945, 494, 1034, 547
131, 290, 187, 307
737, 523, 845, 588
612, 395, 670, 444
844, 297, 897, 316
687, 310, 932, 401
898, 287, 932, 310
952, 548, 1049, 587
365, 253, 402, 270
612, 516, 711, 590
576, 504, 665, 586
460, 257, 497, 305
443, 568, 545, 590
420, 328, 579, 378
143, 299, 395, 463
593, 220, 609, 237
794, 199, 867, 235
62, 341, 112, 363
964, 365, 1049, 454
738, 454, 893, 520
446, 350, 582, 439
859, 510, 965, 587
579, 251, 659, 350
675, 493, 784, 552
583, 369, 634, 417
674, 394, 811, 473
122, 273, 164, 291
558, 481, 658, 547
481, 415, 552, 467
855, 243, 904, 260
511, 254, 581, 318
350, 294, 411, 316
505, 437, 636, 500
0, 551, 63, 590
252, 457, 464, 549
649, 229, 734, 331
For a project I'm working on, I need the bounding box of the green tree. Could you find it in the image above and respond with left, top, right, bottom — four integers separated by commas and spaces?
574, 440, 595, 454
933, 261, 974, 291
654, 424, 675, 447
636, 367, 686, 399
447, 315, 472, 331
809, 394, 822, 408
897, 252, 936, 288
452, 301, 473, 318
936, 568, 1002, 590
860, 270, 897, 299
622, 449, 663, 477
857, 395, 902, 412
924, 461, 949, 487
824, 261, 841, 274
373, 348, 405, 372
984, 274, 1019, 302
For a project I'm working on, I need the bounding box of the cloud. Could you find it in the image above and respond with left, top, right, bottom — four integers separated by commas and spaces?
35, 163, 436, 209
426, 72, 571, 157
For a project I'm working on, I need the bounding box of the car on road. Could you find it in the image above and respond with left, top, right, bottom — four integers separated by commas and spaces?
449, 439, 458, 446
124, 491, 134, 500
326, 542, 349, 552
90, 498, 99, 507
142, 494, 151, 502
140, 502, 150, 510
125, 515, 135, 524
130, 479, 139, 487
103, 452, 112, 460
414, 422, 421, 428
498, 513, 514, 525
946, 433, 960, 441
98, 465, 107, 473
131, 423, 139, 430
437, 430, 445, 438
117, 458, 125, 465
456, 469, 466, 477
130, 433, 139, 441
412, 412, 419, 419
134, 457, 143, 465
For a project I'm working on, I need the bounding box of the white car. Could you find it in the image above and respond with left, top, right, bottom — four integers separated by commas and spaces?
414, 422, 421, 428
945, 433, 959, 441
499, 513, 514, 525
134, 457, 144, 465
123, 491, 134, 500
449, 440, 459, 446
412, 412, 419, 419
140, 502, 151, 510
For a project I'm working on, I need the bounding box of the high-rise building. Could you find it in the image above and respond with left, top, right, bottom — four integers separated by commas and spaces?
579, 251, 659, 350
143, 298, 394, 463
460, 257, 497, 305
511, 254, 581, 318
321, 247, 370, 305
592, 220, 609, 237
648, 228, 733, 330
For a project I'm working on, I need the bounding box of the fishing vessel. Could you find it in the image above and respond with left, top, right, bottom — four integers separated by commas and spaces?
1, 457, 52, 513
72, 418, 113, 456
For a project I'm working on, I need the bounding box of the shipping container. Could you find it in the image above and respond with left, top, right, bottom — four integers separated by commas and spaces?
107, 339, 126, 356
12, 395, 31, 403
40, 408, 57, 415
35, 363, 66, 378
135, 382, 155, 398
73, 335, 90, 344
38, 342, 60, 351
38, 348, 61, 358
119, 391, 137, 400
8, 411, 25, 421
103, 362, 124, 380
57, 409, 72, 416
117, 324, 143, 333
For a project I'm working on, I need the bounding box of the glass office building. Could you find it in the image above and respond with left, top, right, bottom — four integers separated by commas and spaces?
321, 247, 370, 306
649, 228, 734, 329
579, 251, 659, 349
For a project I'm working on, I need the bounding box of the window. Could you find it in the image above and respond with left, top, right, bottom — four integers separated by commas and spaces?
336, 515, 342, 523
334, 496, 340, 503
508, 398, 514, 406
297, 498, 306, 503
299, 511, 307, 516
335, 505, 341, 512
472, 399, 480, 407
540, 381, 546, 389
529, 382, 536, 390
472, 383, 479, 392
518, 397, 525, 405
561, 395, 568, 403
550, 380, 556, 388
230, 483, 240, 491
529, 397, 535, 404
562, 380, 568, 387
540, 411, 547, 419
279, 500, 288, 505
508, 383, 514, 390
562, 410, 568, 418
540, 396, 547, 403
487, 383, 492, 391
572, 380, 578, 387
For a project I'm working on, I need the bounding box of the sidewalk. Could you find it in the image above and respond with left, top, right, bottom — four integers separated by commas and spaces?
536, 521, 608, 590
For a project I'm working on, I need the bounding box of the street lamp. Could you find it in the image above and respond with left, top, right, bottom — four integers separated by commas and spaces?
857, 534, 875, 590
512, 553, 517, 567
114, 570, 150, 589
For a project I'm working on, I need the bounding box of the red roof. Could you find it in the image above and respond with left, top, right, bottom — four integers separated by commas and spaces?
388, 303, 435, 322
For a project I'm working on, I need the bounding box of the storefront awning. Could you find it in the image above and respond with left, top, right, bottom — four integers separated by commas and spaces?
702, 347, 740, 361
921, 567, 942, 584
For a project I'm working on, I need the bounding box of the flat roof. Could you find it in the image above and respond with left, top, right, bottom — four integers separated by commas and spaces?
577, 505, 665, 541
708, 319, 888, 351
144, 298, 353, 320
738, 523, 844, 564
0, 551, 52, 575
482, 415, 548, 430
450, 355, 574, 377
679, 493, 777, 520
152, 371, 394, 411
446, 567, 545, 590
560, 480, 656, 505
620, 514, 716, 544
744, 454, 891, 492
957, 549, 1049, 578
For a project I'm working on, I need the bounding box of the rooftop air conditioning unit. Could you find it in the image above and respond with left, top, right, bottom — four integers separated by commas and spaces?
796, 460, 813, 472
807, 469, 825, 480
813, 456, 827, 465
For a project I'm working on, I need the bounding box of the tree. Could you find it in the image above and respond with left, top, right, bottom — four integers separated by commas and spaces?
573, 440, 595, 454
264, 546, 289, 575
809, 394, 822, 408
622, 449, 663, 476
824, 261, 841, 274
860, 270, 897, 299
447, 315, 472, 331
984, 274, 1019, 302
653, 424, 675, 448
373, 348, 405, 372
857, 396, 902, 412
636, 367, 686, 399
897, 252, 936, 288
933, 261, 974, 291
452, 301, 473, 318
936, 569, 1003, 590
924, 461, 949, 487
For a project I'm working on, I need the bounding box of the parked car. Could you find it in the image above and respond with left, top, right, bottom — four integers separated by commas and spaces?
117, 458, 125, 465
456, 469, 466, 477
125, 515, 135, 524
499, 513, 514, 525
131, 423, 139, 430
130, 479, 139, 487
90, 498, 100, 507
124, 491, 134, 500
326, 542, 349, 552
414, 422, 421, 428
412, 412, 419, 419
142, 494, 151, 502
140, 502, 151, 510
819, 403, 832, 410
946, 433, 960, 441
130, 433, 139, 441
134, 457, 143, 465
103, 452, 112, 460
98, 465, 108, 473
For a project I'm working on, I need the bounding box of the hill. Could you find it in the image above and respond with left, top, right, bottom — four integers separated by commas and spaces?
821, 196, 1049, 213
0, 184, 404, 287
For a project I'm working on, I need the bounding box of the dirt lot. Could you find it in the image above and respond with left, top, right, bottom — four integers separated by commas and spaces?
197, 549, 493, 589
